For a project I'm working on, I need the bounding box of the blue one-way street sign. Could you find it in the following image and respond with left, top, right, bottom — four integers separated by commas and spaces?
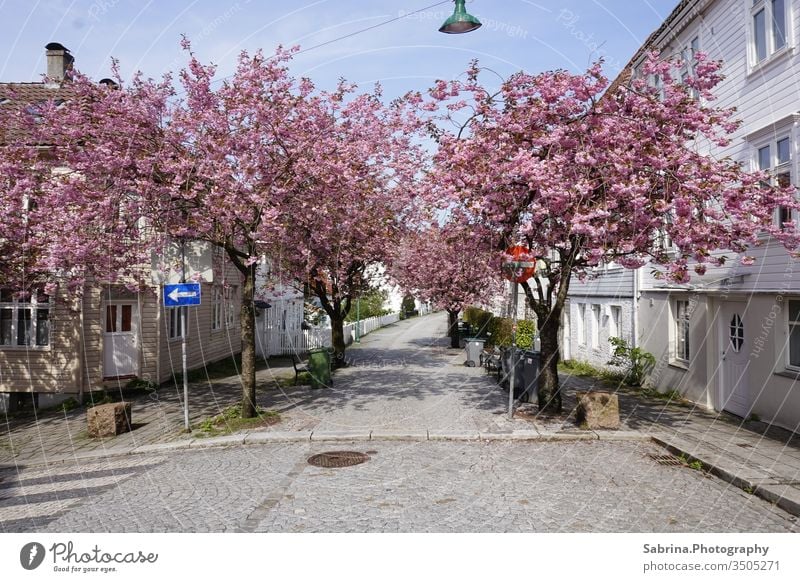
164, 283, 202, 307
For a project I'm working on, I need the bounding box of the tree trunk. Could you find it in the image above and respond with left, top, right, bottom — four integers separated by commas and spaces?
447, 309, 460, 349
330, 311, 348, 369
536, 311, 562, 413
240, 264, 257, 418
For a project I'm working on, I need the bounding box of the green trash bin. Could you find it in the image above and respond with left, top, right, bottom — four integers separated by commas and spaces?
308, 348, 332, 389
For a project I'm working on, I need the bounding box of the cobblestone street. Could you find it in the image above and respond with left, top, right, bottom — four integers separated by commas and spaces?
1, 440, 797, 533
3, 313, 800, 533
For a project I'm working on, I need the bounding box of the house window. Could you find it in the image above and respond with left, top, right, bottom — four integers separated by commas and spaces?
756, 135, 793, 228
788, 300, 800, 369
751, 0, 788, 64
577, 304, 586, 345
675, 300, 691, 362
169, 307, 187, 340
0, 290, 50, 347
225, 286, 238, 328
680, 34, 701, 99
591, 305, 601, 349
212, 287, 223, 331
609, 306, 622, 339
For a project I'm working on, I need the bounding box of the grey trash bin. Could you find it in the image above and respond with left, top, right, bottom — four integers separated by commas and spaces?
519, 350, 540, 403
464, 338, 486, 367
500, 347, 524, 393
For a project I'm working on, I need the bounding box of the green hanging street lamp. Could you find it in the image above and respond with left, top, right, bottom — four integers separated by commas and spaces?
439, 0, 482, 34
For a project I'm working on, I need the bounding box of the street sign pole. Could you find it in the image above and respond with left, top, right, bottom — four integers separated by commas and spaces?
508, 281, 518, 420
182, 313, 189, 431
181, 243, 189, 432
502, 246, 537, 421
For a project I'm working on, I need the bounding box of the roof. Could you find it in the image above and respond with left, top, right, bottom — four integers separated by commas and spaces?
0, 82, 73, 103
0, 82, 76, 144
605, 0, 702, 97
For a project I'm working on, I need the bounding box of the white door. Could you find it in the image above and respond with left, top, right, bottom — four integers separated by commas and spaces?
719, 302, 752, 418
103, 302, 139, 378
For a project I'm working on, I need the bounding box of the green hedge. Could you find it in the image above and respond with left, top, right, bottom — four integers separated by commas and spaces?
463, 307, 493, 337
464, 306, 536, 349
488, 317, 513, 347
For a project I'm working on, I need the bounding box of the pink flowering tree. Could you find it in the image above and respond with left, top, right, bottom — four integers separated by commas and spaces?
0, 42, 420, 416
420, 54, 799, 412
391, 216, 502, 348
267, 82, 423, 368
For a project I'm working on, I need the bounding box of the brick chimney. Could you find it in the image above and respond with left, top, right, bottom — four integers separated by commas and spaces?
45, 42, 74, 82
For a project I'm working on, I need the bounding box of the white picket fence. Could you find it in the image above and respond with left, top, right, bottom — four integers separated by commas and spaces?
257, 312, 401, 358
351, 313, 400, 340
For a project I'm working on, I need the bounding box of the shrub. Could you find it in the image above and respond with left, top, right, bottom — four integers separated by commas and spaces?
607, 336, 656, 386
487, 317, 510, 347
516, 320, 536, 350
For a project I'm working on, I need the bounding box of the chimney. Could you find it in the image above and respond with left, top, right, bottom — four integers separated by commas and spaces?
45, 42, 74, 82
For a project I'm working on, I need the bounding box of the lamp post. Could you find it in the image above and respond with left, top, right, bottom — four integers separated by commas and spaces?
439, 0, 482, 34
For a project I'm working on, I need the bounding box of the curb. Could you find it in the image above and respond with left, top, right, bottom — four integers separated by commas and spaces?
0, 429, 652, 470
651, 435, 800, 518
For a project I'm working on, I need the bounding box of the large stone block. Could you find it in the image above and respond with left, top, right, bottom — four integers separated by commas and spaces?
87, 402, 132, 438
576, 391, 619, 430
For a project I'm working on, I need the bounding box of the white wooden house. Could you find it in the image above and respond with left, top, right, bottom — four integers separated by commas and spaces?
564, 0, 800, 433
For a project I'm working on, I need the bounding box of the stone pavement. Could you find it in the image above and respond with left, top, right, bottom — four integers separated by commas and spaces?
3, 440, 797, 533
1, 311, 800, 520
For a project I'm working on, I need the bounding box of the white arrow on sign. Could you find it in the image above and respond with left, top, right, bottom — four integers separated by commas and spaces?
168, 289, 198, 303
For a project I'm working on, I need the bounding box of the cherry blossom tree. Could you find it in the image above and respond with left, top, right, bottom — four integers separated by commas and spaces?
266, 82, 424, 368
390, 215, 502, 348
0, 42, 421, 416
419, 53, 799, 412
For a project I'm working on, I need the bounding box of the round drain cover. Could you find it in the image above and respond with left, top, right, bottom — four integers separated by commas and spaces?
308, 451, 369, 468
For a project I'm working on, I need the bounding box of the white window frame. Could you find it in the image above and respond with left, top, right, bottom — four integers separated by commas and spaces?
674, 300, 691, 363
577, 304, 586, 345
225, 286, 237, 329
675, 33, 702, 100
212, 286, 223, 331
0, 290, 50, 348
749, 0, 790, 67
168, 306, 187, 340
755, 133, 795, 229
787, 299, 800, 370
590, 305, 601, 350
609, 305, 622, 339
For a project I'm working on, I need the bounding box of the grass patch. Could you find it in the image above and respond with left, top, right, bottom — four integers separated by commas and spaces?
639, 387, 685, 403
559, 359, 688, 403
171, 354, 271, 386
263, 372, 311, 390
195, 404, 280, 437
559, 359, 626, 387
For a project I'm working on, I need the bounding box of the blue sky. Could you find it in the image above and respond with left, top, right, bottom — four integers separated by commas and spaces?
1, 1, 675, 98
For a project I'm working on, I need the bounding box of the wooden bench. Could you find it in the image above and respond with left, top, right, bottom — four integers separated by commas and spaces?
292, 355, 310, 385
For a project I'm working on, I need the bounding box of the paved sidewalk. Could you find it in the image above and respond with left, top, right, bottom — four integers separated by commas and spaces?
2, 311, 799, 517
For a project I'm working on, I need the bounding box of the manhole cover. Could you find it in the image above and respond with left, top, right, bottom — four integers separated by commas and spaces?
307, 451, 370, 468
648, 454, 684, 466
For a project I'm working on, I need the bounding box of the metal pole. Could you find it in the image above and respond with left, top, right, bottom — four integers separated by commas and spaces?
182, 313, 189, 431
180, 240, 189, 431
508, 281, 518, 420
